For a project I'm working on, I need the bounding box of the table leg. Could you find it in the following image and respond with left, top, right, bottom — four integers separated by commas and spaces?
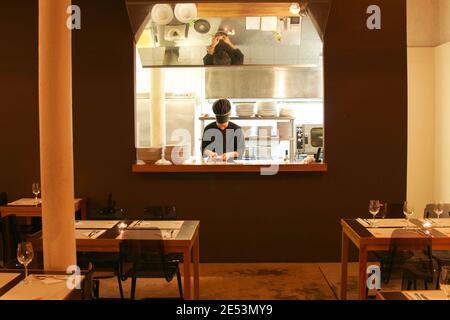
193, 234, 200, 300
183, 247, 192, 300
340, 230, 349, 300
358, 246, 368, 300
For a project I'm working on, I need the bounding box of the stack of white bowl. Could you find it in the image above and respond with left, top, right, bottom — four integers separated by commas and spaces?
235, 103, 255, 117
256, 101, 278, 117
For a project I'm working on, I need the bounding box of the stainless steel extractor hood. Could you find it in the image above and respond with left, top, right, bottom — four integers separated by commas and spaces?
205, 66, 323, 99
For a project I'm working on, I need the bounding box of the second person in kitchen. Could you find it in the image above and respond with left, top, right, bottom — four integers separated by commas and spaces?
202, 99, 245, 161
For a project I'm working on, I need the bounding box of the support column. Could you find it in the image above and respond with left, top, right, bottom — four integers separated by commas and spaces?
39, 0, 76, 270
150, 68, 166, 148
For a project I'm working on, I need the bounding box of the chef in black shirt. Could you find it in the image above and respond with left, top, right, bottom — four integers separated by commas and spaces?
203, 32, 244, 66
201, 99, 245, 161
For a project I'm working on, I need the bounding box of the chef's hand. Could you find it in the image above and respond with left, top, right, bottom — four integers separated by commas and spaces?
222, 152, 238, 161
222, 36, 237, 49
208, 36, 221, 55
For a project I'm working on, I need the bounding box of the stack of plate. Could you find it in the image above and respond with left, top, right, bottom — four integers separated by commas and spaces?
235, 103, 255, 117
279, 106, 295, 118
256, 102, 278, 117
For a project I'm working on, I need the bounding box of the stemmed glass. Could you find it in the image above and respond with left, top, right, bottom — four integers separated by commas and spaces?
17, 242, 34, 284
403, 201, 414, 229
440, 266, 450, 300
433, 202, 444, 221
32, 183, 40, 205
369, 200, 381, 227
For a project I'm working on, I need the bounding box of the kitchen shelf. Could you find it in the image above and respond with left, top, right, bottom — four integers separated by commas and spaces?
199, 116, 295, 121
132, 163, 328, 173
199, 116, 296, 161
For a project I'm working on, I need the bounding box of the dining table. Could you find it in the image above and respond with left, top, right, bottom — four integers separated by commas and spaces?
27, 219, 201, 300
0, 198, 87, 220
0, 270, 84, 300
376, 290, 448, 300
341, 217, 450, 300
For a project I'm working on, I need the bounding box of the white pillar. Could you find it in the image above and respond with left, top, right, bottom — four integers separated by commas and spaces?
150, 68, 166, 147
39, 0, 76, 270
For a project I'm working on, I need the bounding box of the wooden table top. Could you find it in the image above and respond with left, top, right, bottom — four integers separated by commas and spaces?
1, 198, 82, 208
377, 290, 447, 300
0, 273, 22, 297
28, 220, 200, 252
0, 274, 84, 300
341, 218, 450, 249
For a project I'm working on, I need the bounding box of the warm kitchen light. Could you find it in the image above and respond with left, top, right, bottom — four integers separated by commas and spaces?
289, 3, 301, 15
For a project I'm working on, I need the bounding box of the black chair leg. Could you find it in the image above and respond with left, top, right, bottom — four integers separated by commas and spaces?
131, 276, 137, 300
93, 280, 100, 299
177, 268, 183, 300
117, 273, 124, 299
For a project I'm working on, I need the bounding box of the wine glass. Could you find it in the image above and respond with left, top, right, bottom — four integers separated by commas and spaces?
433, 202, 444, 221
17, 242, 34, 284
369, 200, 381, 227
440, 266, 450, 300
403, 201, 414, 229
32, 183, 40, 204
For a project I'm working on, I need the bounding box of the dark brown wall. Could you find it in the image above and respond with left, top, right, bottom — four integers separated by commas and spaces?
0, 0, 407, 262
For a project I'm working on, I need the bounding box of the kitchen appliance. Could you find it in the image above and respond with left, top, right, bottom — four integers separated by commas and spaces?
194, 19, 211, 33
296, 124, 324, 155
164, 24, 187, 41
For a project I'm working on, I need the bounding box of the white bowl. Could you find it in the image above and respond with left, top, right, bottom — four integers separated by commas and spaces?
151, 4, 174, 25
174, 3, 197, 23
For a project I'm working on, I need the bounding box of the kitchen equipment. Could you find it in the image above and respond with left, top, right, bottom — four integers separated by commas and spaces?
174, 3, 197, 24
151, 4, 174, 26
296, 124, 324, 155
194, 19, 211, 34
277, 122, 291, 139
164, 24, 187, 41
257, 126, 273, 138
240, 126, 253, 138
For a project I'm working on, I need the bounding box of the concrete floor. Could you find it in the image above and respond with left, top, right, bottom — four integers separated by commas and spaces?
98, 262, 399, 300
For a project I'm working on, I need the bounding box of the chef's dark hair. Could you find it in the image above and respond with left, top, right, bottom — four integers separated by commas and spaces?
212, 99, 231, 124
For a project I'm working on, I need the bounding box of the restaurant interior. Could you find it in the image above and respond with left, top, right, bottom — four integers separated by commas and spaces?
0, 0, 450, 302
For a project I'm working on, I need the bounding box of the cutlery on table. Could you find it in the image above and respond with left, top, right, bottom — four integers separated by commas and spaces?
419, 294, 430, 300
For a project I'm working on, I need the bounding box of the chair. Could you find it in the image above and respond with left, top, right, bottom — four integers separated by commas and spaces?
1, 215, 22, 269
119, 234, 183, 300
370, 202, 405, 284
384, 229, 437, 290
143, 205, 183, 263
143, 206, 177, 220
0, 192, 7, 206
425, 203, 450, 288
77, 252, 124, 299
95, 193, 125, 220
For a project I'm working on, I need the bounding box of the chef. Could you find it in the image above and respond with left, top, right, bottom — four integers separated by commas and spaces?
203, 31, 244, 65
201, 99, 245, 161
